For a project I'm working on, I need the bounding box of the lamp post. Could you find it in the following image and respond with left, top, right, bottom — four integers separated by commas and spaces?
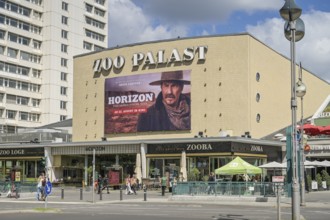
297, 63, 307, 206
279, 0, 305, 219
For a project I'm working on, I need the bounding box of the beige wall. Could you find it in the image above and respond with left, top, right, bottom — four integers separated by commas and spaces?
73, 34, 330, 142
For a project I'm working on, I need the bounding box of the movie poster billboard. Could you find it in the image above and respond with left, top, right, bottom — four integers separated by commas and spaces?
104, 70, 191, 134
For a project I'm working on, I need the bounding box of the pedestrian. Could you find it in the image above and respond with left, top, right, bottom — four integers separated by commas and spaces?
36, 174, 45, 201
207, 172, 216, 195
172, 177, 177, 194
160, 175, 167, 196
125, 174, 133, 195
97, 175, 102, 194
130, 175, 137, 195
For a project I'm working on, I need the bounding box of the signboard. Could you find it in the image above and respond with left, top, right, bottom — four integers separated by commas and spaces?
15, 171, 21, 182
147, 141, 278, 155
45, 180, 52, 196
272, 176, 285, 182
109, 170, 120, 185
0, 147, 44, 157
104, 70, 191, 134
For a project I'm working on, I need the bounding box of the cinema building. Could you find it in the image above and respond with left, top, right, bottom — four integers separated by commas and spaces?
1, 34, 330, 184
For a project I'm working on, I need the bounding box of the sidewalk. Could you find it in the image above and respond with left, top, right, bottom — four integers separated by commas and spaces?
1, 187, 330, 208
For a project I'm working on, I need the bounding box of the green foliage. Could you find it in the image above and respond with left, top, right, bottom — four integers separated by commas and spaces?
306, 175, 312, 192
202, 175, 209, 182
316, 173, 323, 188
321, 170, 330, 189
187, 168, 200, 181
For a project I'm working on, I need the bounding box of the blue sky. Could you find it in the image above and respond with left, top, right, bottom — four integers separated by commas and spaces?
108, 0, 330, 82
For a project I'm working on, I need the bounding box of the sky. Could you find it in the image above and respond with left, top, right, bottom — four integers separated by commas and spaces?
108, 0, 330, 83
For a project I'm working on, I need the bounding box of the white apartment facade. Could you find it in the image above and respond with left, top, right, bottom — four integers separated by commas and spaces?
0, 0, 108, 134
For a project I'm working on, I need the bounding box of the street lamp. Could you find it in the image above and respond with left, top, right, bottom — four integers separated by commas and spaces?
297, 64, 306, 207
279, 0, 305, 219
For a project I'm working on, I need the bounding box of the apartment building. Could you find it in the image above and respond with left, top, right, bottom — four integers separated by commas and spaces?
0, 0, 108, 134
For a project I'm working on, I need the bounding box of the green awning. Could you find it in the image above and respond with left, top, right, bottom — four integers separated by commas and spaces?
215, 156, 262, 175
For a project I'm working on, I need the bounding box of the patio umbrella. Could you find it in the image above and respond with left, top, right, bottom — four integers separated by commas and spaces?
259, 161, 285, 169
300, 124, 324, 136
259, 161, 286, 177
320, 125, 330, 135
180, 151, 187, 182
134, 153, 142, 184
215, 156, 262, 175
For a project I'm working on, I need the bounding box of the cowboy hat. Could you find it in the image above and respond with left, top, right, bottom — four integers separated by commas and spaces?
149, 70, 190, 85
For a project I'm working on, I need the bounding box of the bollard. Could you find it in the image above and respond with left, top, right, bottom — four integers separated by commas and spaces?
80, 188, 83, 200
143, 185, 147, 201
61, 188, 64, 200
100, 188, 102, 200
120, 185, 123, 201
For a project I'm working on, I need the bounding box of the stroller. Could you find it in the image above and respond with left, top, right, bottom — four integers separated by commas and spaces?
6, 182, 20, 199
0, 181, 20, 199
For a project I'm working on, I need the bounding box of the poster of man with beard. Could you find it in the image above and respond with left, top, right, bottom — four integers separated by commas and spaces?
104, 70, 191, 134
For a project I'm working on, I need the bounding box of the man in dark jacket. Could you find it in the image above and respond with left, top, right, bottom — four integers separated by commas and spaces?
137, 70, 191, 132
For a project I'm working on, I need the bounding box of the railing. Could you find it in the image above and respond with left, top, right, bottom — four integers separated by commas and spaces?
0, 181, 37, 194
173, 181, 287, 197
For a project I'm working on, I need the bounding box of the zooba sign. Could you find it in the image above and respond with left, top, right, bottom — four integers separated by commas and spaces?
93, 46, 208, 73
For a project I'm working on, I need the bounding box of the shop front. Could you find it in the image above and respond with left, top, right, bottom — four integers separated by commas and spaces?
0, 146, 45, 182
146, 139, 283, 181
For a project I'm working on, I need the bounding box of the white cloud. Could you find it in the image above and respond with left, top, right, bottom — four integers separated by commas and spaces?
108, 0, 188, 47
108, 1, 330, 82
247, 10, 330, 82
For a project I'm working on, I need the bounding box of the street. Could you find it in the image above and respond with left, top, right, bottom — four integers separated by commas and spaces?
0, 201, 330, 220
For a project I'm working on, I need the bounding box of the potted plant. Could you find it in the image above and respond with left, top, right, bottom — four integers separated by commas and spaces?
306, 174, 312, 192
187, 168, 200, 181
316, 173, 323, 190
321, 170, 330, 190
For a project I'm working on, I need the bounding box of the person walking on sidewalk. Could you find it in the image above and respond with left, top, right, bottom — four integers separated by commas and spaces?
161, 175, 167, 196
207, 172, 216, 195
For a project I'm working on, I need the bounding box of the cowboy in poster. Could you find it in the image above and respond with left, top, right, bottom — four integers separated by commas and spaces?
104, 70, 191, 134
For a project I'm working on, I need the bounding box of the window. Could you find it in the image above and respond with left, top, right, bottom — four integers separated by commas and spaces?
30, 84, 40, 92
33, 10, 42, 20
85, 29, 105, 42
60, 115, 67, 121
60, 86, 67, 95
62, 2, 68, 11
0, 45, 4, 55
0, 29, 5, 39
32, 69, 41, 78
60, 101, 67, 110
19, 112, 28, 121
95, 0, 105, 6
7, 48, 18, 58
61, 44, 68, 53
6, 94, 16, 104
20, 51, 30, 61
83, 41, 92, 50
30, 113, 39, 122
86, 3, 93, 13
0, 93, 4, 102
94, 8, 105, 17
61, 30, 68, 39
32, 99, 40, 107
6, 110, 16, 119
94, 45, 104, 51
33, 40, 41, 49
17, 96, 29, 105
61, 58, 68, 67
61, 72, 67, 81
62, 16, 68, 25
